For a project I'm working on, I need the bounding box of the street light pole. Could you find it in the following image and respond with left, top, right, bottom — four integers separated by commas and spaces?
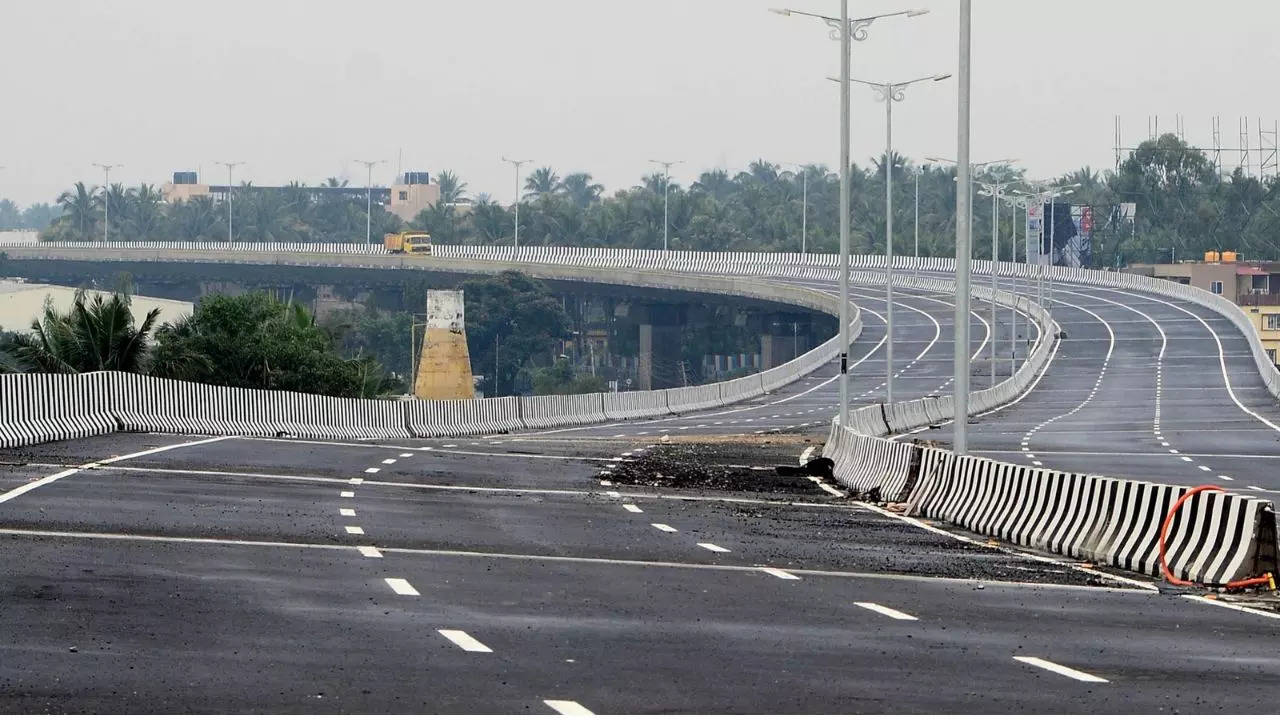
216, 161, 244, 243
977, 175, 1016, 388
501, 157, 531, 247
954, 0, 971, 455
801, 166, 808, 254
914, 168, 920, 278
92, 163, 121, 243
648, 159, 682, 253
355, 159, 385, 246
770, 3, 929, 427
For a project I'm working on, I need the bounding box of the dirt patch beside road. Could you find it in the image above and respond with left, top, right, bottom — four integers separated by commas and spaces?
599, 438, 830, 497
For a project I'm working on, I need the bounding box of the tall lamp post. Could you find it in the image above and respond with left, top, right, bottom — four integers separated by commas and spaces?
501, 156, 531, 247
216, 161, 244, 243
953, 0, 971, 455
787, 163, 810, 255
831, 72, 950, 403
648, 159, 682, 253
770, 3, 929, 426
1024, 180, 1078, 308
92, 163, 121, 243
976, 174, 1017, 388
355, 159, 386, 246
1002, 193, 1030, 375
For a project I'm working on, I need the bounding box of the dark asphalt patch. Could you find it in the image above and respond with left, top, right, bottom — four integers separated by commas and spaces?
600, 443, 827, 497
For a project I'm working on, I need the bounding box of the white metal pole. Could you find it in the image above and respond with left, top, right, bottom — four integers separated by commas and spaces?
990, 186, 997, 387
366, 165, 373, 247
1049, 195, 1056, 307
103, 166, 110, 244
663, 171, 670, 253
801, 169, 808, 254
954, 0, 972, 455
838, 0, 851, 427
914, 168, 920, 278
884, 90, 895, 404
1011, 200, 1019, 375
229, 164, 234, 243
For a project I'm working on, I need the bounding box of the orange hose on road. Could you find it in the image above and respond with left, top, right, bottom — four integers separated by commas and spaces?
1158, 484, 1275, 591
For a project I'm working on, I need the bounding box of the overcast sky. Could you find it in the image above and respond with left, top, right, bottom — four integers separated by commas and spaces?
5, 0, 1280, 206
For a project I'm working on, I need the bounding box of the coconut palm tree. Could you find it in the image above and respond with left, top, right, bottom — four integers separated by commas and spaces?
124, 184, 166, 241
524, 167, 560, 197
436, 170, 469, 205
8, 288, 160, 373
55, 182, 98, 241
560, 172, 603, 208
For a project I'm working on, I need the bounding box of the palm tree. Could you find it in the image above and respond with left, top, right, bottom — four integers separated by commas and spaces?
323, 177, 350, 188
436, 170, 469, 205
169, 196, 222, 242
8, 288, 160, 372
56, 182, 98, 241
524, 167, 560, 197
468, 199, 511, 244
692, 169, 733, 202
125, 184, 165, 241
559, 172, 603, 208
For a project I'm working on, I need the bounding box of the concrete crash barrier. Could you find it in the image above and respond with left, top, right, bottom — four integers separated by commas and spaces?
821, 420, 916, 502
109, 372, 409, 439
0, 372, 118, 448
521, 393, 608, 429
602, 390, 670, 421
903, 449, 1277, 586
665, 383, 722, 415
405, 396, 523, 437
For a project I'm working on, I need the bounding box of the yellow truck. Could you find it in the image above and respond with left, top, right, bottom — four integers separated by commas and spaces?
384, 231, 433, 255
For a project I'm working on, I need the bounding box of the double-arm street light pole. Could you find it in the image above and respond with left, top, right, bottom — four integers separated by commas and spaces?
501, 156, 531, 247
976, 174, 1017, 389
770, 3, 929, 425
216, 161, 244, 243
648, 159, 683, 253
92, 163, 122, 244
355, 159, 386, 246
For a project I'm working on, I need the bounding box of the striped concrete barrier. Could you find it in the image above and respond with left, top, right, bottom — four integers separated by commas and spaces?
602, 390, 670, 421
404, 396, 522, 437
109, 372, 409, 439
521, 393, 608, 429
666, 383, 721, 415
0, 372, 118, 448
823, 421, 916, 501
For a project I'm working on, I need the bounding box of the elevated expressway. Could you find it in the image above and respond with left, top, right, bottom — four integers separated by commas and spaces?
0, 241, 1278, 712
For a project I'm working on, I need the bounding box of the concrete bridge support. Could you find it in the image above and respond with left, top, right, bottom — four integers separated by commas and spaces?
636, 303, 686, 391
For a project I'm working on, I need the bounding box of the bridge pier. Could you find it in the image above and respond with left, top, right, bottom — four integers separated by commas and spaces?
635, 303, 686, 391
759, 312, 814, 369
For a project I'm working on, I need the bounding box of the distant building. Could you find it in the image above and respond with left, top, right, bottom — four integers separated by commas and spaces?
1125, 251, 1280, 365
159, 170, 442, 223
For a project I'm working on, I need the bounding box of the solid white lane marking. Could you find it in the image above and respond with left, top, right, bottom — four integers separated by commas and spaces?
340, 490, 355, 498
438, 629, 492, 653
651, 523, 677, 533
358, 546, 383, 558
698, 542, 730, 553
385, 578, 419, 596
364, 467, 380, 474
1013, 656, 1108, 683
0, 436, 235, 506
761, 567, 800, 580
544, 699, 594, 715
854, 601, 917, 620
622, 504, 643, 513
339, 508, 356, 517
345, 526, 365, 535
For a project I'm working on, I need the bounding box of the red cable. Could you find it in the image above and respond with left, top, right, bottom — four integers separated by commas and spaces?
1158, 484, 1275, 591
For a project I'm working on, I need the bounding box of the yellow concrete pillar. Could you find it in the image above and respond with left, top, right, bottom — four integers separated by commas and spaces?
414, 290, 474, 400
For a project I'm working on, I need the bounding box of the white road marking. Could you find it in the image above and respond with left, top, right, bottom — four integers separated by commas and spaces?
622, 504, 643, 513
606, 491, 620, 498
381, 458, 396, 465
399, 453, 414, 458
340, 491, 355, 498
760, 567, 800, 580
1013, 656, 1108, 683
1198, 465, 1212, 472
853, 601, 917, 620
438, 629, 492, 653
544, 699, 594, 716
1248, 485, 1268, 492
698, 542, 730, 553
349, 478, 363, 485
444, 444, 458, 448
339, 508, 356, 517
1220, 475, 1235, 482
384, 578, 419, 596
799, 445, 816, 465
364, 467, 380, 474
599, 480, 612, 486
651, 523, 677, 533
345, 526, 365, 535
0, 436, 235, 506
358, 546, 383, 558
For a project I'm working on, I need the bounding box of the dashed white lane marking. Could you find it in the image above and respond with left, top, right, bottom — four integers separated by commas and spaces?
364, 467, 380, 474
345, 526, 365, 535
381, 458, 396, 465
760, 567, 800, 580
1220, 475, 1235, 482
1160, 442, 1170, 447
1198, 465, 1212, 472
443, 444, 458, 448
605, 491, 620, 498
398, 453, 414, 458
1248, 485, 1268, 492
438, 629, 492, 653
544, 699, 594, 715
698, 542, 730, 553
385, 578, 419, 596
340, 491, 355, 498
599, 480, 612, 486
358, 546, 383, 558
1013, 656, 1108, 683
1032, 461, 1043, 466
0, 435, 235, 506
854, 601, 917, 620
1180, 456, 1193, 462
622, 504, 643, 513
612, 434, 625, 438
651, 523, 678, 533
339, 508, 356, 517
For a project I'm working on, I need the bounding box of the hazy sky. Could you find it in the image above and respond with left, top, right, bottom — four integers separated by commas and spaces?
5, 1, 1280, 206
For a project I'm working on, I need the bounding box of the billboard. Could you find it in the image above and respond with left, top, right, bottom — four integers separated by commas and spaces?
1033, 202, 1089, 268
